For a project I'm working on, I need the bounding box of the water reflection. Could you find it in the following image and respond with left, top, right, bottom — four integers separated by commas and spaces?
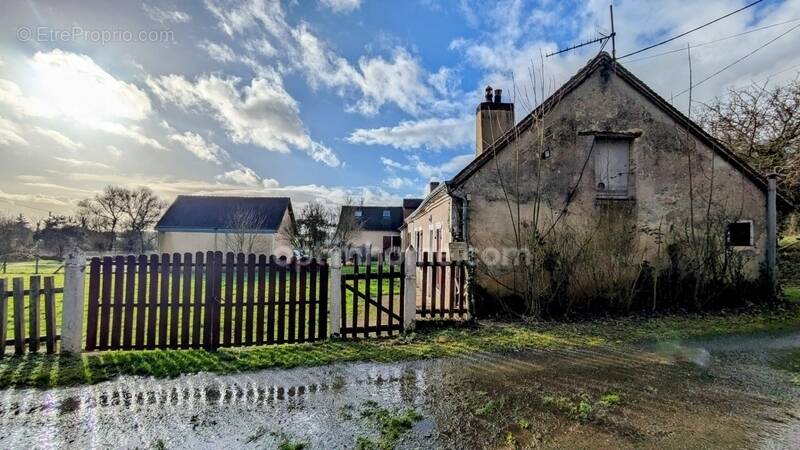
0, 362, 431, 449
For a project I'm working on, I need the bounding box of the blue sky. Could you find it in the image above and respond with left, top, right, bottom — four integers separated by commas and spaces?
1, 0, 799, 218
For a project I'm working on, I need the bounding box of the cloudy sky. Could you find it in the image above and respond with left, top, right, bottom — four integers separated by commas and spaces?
1, 0, 799, 219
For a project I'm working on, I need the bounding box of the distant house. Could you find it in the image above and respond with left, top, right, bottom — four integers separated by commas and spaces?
155, 196, 295, 255
340, 202, 420, 259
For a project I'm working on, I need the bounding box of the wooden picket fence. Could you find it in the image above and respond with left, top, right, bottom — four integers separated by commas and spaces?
417, 252, 468, 319
85, 252, 328, 351
0, 276, 61, 356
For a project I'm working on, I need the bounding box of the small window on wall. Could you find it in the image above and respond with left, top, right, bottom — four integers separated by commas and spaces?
354, 209, 362, 218
594, 138, 631, 198
382, 210, 391, 218
727, 221, 753, 247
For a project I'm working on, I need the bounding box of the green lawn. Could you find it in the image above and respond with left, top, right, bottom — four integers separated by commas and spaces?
3, 304, 800, 389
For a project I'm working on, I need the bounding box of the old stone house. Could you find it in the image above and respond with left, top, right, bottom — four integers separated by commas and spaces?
404, 52, 792, 312
156, 196, 295, 255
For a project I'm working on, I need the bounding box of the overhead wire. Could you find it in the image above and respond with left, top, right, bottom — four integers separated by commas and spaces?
674, 22, 800, 98
623, 17, 800, 63
618, 0, 767, 59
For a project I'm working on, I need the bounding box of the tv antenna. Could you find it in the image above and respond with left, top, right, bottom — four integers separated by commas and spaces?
546, 4, 616, 60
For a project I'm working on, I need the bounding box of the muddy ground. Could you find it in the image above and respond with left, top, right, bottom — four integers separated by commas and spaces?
2, 329, 800, 449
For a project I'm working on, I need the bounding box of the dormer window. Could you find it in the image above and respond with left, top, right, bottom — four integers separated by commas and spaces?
354, 210, 362, 218
382, 210, 391, 218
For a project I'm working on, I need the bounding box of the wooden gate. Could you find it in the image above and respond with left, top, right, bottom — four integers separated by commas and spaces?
340, 253, 404, 338
417, 252, 468, 319
85, 252, 329, 351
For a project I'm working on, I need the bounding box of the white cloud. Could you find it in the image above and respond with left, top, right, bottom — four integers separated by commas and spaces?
142, 4, 191, 24
450, 0, 800, 115
205, 0, 289, 37
107, 145, 123, 158
216, 167, 272, 187
199, 41, 237, 63
412, 153, 473, 180
51, 156, 112, 169
349, 115, 472, 150
65, 171, 397, 210
147, 73, 341, 166
0, 189, 70, 207
0, 118, 28, 146
89, 121, 166, 150
33, 127, 83, 150
244, 38, 278, 58
351, 48, 436, 116
168, 131, 228, 164
385, 176, 415, 189
320, 0, 361, 13
380, 157, 412, 171
0, 79, 51, 118
205, 0, 461, 117
0, 51, 164, 151
28, 50, 152, 122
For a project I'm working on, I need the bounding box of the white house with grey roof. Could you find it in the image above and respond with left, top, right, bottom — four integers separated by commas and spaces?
155, 196, 295, 255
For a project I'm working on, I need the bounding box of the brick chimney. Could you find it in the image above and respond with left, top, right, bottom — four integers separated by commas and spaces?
476, 86, 514, 156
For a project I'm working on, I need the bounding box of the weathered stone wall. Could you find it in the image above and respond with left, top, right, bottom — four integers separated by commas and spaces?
461, 64, 768, 303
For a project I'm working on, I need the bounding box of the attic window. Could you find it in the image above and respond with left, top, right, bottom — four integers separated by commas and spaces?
382, 210, 391, 218
727, 221, 753, 247
354, 210, 362, 218
594, 137, 631, 198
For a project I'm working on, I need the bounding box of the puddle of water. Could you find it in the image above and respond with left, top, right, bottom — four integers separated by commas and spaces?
2, 330, 800, 449
0, 363, 438, 449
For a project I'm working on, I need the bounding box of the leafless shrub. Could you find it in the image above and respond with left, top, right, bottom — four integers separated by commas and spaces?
224, 208, 268, 254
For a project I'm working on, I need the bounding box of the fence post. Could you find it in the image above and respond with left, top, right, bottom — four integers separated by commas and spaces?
61, 248, 86, 354
329, 249, 342, 338
403, 247, 417, 332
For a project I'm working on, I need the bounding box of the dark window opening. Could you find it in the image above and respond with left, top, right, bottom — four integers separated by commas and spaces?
727, 221, 752, 247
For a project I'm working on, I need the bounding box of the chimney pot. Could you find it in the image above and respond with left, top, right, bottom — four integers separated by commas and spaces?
475, 86, 514, 156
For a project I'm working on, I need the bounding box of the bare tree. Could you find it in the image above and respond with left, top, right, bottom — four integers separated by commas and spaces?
331, 197, 362, 250
123, 187, 167, 253
224, 208, 268, 254
77, 186, 127, 250
698, 76, 800, 200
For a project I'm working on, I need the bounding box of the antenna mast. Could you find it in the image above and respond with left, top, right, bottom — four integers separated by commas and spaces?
545, 4, 616, 59
610, 4, 616, 61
